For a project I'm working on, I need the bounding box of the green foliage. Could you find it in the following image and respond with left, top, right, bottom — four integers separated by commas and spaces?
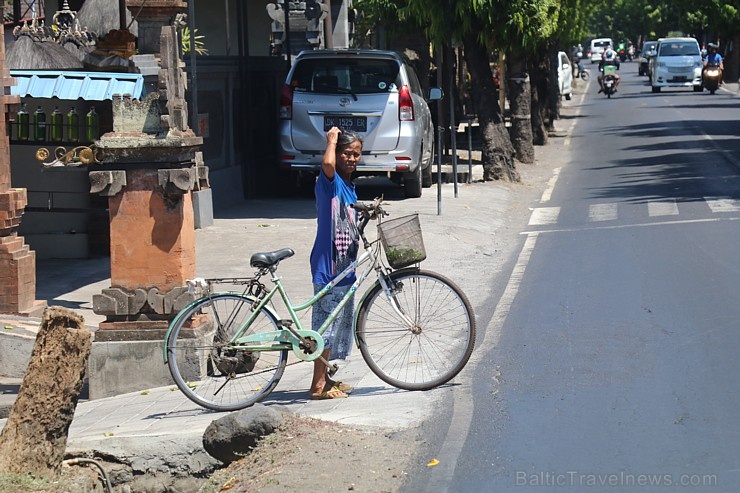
584, 0, 740, 45
0, 473, 57, 492
180, 26, 209, 56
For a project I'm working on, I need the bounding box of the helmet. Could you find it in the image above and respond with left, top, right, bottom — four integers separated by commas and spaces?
708, 42, 718, 50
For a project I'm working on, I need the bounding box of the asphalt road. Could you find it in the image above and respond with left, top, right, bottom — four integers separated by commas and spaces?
404, 66, 740, 491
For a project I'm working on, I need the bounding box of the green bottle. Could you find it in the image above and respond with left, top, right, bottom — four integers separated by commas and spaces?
67, 108, 79, 143
85, 106, 99, 142
33, 106, 46, 141
50, 107, 63, 142
16, 103, 29, 141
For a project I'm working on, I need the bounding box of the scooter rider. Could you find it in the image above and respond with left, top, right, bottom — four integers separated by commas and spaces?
598, 45, 621, 93
572, 45, 585, 78
703, 43, 724, 85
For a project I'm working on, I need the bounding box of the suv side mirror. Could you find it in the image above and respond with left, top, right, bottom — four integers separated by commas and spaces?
428, 87, 444, 101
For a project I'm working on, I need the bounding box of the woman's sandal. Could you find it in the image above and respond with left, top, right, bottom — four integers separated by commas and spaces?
310, 386, 348, 400
329, 380, 353, 393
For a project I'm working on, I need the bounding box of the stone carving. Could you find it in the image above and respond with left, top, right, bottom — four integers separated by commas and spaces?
92, 286, 194, 319
89, 169, 127, 196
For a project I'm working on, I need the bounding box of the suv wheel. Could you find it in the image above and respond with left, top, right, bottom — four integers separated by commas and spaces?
404, 165, 423, 198
651, 86, 661, 93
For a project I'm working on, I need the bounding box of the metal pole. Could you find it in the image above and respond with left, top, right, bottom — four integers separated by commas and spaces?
447, 1, 458, 198
224, 0, 231, 55
467, 117, 472, 183
436, 45, 444, 216
284, 1, 292, 68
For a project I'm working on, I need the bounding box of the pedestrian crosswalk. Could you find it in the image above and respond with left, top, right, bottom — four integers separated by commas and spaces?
528, 197, 740, 226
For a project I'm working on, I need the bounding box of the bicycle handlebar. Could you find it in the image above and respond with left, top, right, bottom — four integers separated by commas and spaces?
351, 197, 388, 236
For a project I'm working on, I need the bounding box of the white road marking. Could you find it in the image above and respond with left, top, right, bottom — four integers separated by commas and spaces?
705, 197, 740, 213
523, 216, 740, 236
648, 199, 679, 216
588, 203, 618, 222
528, 207, 561, 226
540, 167, 561, 203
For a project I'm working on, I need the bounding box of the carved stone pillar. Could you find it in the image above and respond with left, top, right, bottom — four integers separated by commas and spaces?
85, 26, 204, 398
90, 166, 197, 337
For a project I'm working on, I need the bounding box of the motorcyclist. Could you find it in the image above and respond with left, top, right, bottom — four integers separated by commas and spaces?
703, 43, 724, 85
597, 45, 621, 93
572, 44, 585, 77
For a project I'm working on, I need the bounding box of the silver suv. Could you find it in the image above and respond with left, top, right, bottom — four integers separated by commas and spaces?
278, 50, 442, 198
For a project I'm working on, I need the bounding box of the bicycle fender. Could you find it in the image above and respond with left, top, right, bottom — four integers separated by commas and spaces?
353, 266, 420, 348
162, 294, 280, 363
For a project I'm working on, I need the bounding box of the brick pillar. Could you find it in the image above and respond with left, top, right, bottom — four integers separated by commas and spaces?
0, 24, 45, 316
109, 168, 195, 291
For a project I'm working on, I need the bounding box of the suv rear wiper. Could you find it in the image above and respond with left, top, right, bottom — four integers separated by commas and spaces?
333, 87, 358, 101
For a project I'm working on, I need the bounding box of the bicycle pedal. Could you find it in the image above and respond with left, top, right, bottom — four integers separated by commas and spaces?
327, 363, 339, 377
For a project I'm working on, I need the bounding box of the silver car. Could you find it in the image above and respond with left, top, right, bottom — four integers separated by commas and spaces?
278, 50, 443, 198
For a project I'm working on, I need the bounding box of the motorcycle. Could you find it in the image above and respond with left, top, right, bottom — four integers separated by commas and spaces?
618, 49, 627, 62
602, 65, 618, 98
702, 64, 721, 94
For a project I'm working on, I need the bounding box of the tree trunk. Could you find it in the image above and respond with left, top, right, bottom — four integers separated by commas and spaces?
547, 42, 561, 130
462, 32, 518, 182
0, 307, 90, 478
725, 32, 740, 83
507, 50, 535, 164
530, 49, 549, 146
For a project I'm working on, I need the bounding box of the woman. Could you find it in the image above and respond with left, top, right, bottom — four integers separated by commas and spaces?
309, 126, 363, 399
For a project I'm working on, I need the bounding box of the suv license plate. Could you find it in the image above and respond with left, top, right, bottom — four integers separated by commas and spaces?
324, 116, 367, 133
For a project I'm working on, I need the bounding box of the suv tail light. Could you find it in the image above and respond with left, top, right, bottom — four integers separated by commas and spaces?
280, 84, 293, 120
398, 85, 414, 121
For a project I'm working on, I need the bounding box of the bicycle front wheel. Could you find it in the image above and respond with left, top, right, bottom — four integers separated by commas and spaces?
166, 293, 288, 411
356, 269, 476, 390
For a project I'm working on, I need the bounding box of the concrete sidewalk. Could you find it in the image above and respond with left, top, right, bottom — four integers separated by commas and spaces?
0, 116, 566, 475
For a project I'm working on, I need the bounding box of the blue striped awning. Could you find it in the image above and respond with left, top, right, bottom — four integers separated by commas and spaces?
9, 70, 145, 101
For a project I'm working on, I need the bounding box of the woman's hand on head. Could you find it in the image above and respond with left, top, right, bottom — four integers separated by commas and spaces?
327, 127, 341, 146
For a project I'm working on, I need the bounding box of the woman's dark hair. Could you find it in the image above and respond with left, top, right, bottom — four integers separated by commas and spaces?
337, 130, 363, 150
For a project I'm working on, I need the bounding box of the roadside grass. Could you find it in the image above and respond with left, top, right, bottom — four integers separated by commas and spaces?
0, 473, 57, 492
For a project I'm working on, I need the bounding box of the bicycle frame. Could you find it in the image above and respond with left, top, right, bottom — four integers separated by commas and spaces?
163, 232, 416, 364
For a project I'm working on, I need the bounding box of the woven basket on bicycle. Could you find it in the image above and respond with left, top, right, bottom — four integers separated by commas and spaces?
377, 214, 427, 269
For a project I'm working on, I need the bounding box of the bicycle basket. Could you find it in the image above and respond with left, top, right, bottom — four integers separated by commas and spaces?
377, 214, 427, 269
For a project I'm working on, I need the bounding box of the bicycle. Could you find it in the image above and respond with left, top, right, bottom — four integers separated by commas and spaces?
163, 198, 476, 411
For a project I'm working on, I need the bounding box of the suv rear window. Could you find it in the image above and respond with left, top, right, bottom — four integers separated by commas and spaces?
658, 42, 700, 56
593, 40, 610, 48
290, 59, 402, 94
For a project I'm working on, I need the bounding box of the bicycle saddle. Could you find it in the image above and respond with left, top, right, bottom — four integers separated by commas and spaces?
250, 248, 295, 268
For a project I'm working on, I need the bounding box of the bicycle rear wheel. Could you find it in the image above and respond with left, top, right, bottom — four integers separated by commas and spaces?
166, 293, 288, 411
356, 269, 475, 390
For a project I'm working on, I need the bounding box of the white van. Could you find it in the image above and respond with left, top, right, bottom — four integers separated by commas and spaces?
589, 38, 613, 63
557, 51, 573, 100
